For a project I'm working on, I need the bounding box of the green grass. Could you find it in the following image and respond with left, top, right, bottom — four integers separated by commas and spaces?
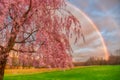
4, 65, 120, 80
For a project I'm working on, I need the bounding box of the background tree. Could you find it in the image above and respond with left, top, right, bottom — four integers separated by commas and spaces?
0, 0, 82, 80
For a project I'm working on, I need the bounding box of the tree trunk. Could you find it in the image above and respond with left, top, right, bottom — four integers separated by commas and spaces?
0, 54, 7, 80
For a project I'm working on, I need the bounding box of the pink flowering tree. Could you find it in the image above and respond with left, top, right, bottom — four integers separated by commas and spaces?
0, 0, 82, 80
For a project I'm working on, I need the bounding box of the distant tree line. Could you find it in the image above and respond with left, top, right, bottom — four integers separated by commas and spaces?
6, 52, 44, 69
6, 49, 120, 68
85, 55, 120, 66
74, 49, 120, 66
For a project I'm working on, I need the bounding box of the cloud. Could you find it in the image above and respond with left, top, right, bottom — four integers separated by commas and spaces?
68, 0, 120, 61
70, 0, 120, 54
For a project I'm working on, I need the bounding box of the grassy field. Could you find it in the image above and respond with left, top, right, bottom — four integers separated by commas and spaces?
4, 65, 120, 80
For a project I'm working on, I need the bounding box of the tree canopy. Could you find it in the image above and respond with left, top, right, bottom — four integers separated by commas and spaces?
0, 0, 82, 69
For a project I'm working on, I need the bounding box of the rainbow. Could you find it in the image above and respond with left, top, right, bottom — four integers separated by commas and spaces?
67, 2, 109, 60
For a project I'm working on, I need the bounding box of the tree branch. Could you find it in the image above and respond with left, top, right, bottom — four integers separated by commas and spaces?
0, 23, 9, 32
11, 48, 36, 53
22, 0, 32, 18
15, 30, 37, 43
0, 45, 4, 49
15, 39, 35, 44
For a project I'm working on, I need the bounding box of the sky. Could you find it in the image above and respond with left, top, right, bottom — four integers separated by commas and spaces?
68, 0, 120, 61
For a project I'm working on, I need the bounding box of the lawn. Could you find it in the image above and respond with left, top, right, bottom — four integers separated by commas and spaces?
4, 65, 120, 80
